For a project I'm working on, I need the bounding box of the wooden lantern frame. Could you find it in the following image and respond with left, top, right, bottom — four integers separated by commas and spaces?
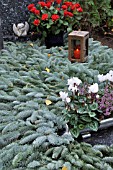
68, 31, 89, 62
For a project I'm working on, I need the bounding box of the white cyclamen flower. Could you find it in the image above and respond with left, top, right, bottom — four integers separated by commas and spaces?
68, 84, 78, 92
68, 77, 82, 87
88, 83, 99, 93
71, 85, 78, 92
109, 70, 113, 76
106, 72, 113, 82
68, 84, 73, 91
66, 97, 71, 103
67, 78, 75, 86
59, 91, 68, 101
98, 74, 106, 82
59, 91, 71, 103
72, 77, 82, 85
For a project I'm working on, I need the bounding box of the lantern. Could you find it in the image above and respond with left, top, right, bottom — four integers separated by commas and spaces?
68, 31, 89, 62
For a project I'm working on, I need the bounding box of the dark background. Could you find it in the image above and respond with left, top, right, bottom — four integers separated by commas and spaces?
0, 0, 113, 48
0, 0, 37, 36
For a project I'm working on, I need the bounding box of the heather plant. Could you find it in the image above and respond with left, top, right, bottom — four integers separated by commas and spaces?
97, 70, 113, 117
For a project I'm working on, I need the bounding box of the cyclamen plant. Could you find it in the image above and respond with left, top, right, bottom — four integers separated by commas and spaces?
60, 71, 113, 138
27, 0, 83, 39
60, 77, 100, 138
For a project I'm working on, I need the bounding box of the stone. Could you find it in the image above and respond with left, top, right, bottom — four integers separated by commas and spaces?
0, 17, 3, 50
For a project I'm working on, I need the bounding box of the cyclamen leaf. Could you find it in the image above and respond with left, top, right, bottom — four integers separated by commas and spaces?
88, 112, 96, 117
87, 121, 99, 131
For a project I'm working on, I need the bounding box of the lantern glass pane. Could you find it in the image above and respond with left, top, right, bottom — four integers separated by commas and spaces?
73, 40, 81, 59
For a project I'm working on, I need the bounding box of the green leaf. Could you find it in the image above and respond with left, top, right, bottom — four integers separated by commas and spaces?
67, 27, 72, 33
80, 115, 92, 122
78, 124, 85, 130
90, 102, 98, 111
88, 111, 96, 117
63, 21, 68, 26
47, 24, 51, 29
70, 128, 80, 138
77, 107, 87, 114
59, 20, 63, 24
87, 121, 99, 131
54, 29, 60, 35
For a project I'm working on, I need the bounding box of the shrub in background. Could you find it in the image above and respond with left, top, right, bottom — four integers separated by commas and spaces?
76, 0, 113, 32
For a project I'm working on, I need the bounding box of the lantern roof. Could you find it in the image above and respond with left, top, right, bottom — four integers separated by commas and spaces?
68, 31, 89, 37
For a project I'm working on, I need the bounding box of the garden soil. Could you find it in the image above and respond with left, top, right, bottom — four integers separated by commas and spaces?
91, 30, 113, 49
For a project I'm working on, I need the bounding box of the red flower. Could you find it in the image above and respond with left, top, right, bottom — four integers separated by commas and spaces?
77, 7, 83, 12
30, 7, 37, 13
46, 0, 54, 2
56, 0, 62, 4
51, 14, 59, 21
56, 8, 60, 11
67, 11, 73, 17
64, 11, 68, 17
38, 1, 46, 7
71, 4, 77, 11
46, 2, 51, 8
64, 2, 72, 7
35, 10, 40, 15
64, 11, 73, 17
42, 14, 49, 20
75, 3, 81, 8
62, 5, 67, 10
33, 19, 40, 26
27, 4, 35, 11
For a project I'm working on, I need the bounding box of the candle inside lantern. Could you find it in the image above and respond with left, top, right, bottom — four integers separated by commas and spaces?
74, 48, 80, 59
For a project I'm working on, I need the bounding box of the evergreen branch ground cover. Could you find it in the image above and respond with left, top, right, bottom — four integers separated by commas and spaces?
0, 39, 113, 169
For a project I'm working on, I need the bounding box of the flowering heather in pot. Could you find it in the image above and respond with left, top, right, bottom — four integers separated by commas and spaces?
97, 70, 113, 117
27, 1, 83, 39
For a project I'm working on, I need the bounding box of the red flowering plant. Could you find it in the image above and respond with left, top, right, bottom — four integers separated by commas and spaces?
27, 0, 83, 39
